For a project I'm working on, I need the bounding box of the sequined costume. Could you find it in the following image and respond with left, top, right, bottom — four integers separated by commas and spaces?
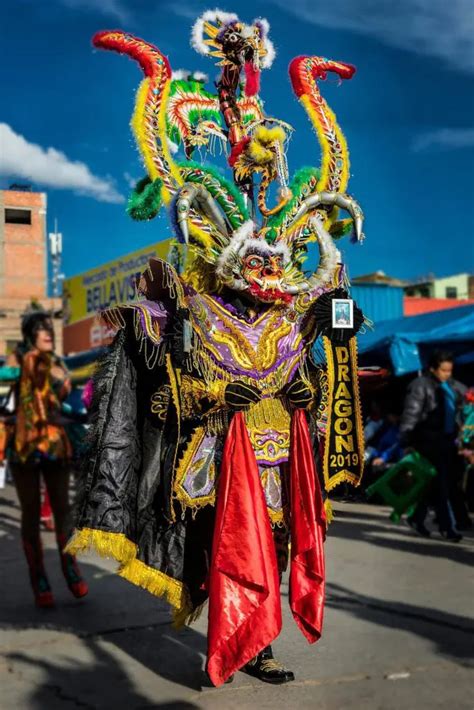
68, 10, 366, 685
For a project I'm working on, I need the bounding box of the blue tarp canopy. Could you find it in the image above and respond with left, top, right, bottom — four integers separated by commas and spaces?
357, 304, 474, 376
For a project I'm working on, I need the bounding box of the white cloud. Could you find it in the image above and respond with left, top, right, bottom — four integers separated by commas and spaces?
0, 123, 124, 204
268, 0, 474, 74
123, 171, 138, 188
165, 3, 199, 21
412, 127, 474, 152
58, 0, 130, 23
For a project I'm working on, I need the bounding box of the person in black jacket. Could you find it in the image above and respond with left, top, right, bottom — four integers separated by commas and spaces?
399, 350, 466, 542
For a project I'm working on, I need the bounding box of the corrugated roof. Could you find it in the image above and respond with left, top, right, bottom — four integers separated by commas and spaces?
405, 297, 474, 316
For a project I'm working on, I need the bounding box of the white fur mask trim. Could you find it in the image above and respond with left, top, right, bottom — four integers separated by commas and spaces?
254, 17, 270, 36
216, 221, 291, 288
191, 9, 238, 55
237, 239, 290, 265
216, 221, 255, 282
261, 38, 276, 69
253, 17, 275, 68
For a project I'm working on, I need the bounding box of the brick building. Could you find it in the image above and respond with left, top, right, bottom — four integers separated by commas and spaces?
0, 187, 62, 357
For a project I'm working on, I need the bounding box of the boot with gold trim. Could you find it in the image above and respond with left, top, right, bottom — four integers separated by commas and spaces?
242, 645, 295, 684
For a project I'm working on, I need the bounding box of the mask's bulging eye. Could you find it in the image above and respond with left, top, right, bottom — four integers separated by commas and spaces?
228, 32, 239, 44
245, 255, 264, 269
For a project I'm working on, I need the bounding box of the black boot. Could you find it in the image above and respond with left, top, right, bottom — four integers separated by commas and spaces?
242, 646, 295, 684
440, 530, 463, 543
406, 517, 431, 538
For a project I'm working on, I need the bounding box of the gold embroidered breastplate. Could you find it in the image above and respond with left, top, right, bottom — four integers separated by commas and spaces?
187, 292, 315, 396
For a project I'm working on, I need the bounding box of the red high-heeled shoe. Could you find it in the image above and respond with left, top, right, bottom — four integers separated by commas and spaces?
22, 538, 55, 609
35, 579, 55, 608
68, 579, 89, 598
57, 533, 89, 599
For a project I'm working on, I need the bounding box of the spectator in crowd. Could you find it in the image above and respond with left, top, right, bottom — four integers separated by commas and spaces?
1, 311, 88, 607
369, 411, 403, 470
458, 388, 474, 520
364, 405, 403, 487
399, 350, 467, 542
363, 399, 385, 460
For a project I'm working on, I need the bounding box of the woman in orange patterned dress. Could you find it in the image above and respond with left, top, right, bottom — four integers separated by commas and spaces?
4, 311, 88, 607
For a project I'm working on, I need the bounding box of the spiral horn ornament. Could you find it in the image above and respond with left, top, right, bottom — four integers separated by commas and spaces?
287, 191, 365, 242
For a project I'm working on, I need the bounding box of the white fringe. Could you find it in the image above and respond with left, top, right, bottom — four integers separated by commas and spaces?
261, 38, 276, 69
191, 9, 238, 55
254, 16, 270, 36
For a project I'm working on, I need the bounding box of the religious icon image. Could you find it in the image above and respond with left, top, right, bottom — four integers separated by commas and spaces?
332, 299, 354, 329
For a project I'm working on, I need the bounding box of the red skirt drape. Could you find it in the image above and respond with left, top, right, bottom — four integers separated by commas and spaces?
207, 409, 326, 686
289, 409, 326, 642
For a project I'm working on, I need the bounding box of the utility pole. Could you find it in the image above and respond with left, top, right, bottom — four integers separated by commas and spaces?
49, 219, 64, 297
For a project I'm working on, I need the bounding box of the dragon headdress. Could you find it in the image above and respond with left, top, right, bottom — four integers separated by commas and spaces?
95, 9, 364, 302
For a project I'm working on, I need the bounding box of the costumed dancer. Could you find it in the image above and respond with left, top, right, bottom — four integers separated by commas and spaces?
0, 311, 88, 607
67, 11, 366, 685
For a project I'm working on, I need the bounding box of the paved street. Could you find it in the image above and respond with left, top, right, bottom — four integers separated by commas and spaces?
0, 482, 473, 710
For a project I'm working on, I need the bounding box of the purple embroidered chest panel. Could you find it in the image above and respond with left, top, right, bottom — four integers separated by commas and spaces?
186, 290, 316, 388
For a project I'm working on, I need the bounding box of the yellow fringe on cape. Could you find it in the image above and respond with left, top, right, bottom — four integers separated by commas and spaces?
324, 498, 334, 524
66, 527, 136, 563
65, 528, 192, 626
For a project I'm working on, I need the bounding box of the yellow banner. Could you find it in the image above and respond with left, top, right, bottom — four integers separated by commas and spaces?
62, 240, 176, 325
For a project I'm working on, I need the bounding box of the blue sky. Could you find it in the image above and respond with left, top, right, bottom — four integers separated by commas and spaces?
1, 0, 473, 283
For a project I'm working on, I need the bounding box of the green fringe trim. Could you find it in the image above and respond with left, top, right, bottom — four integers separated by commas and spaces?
329, 219, 353, 239
180, 161, 249, 229
127, 176, 163, 221
167, 79, 222, 148
266, 166, 321, 241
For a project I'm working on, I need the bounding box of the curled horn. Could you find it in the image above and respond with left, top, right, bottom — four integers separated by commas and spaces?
287, 191, 365, 242
175, 183, 230, 245
308, 217, 342, 289
284, 217, 341, 295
